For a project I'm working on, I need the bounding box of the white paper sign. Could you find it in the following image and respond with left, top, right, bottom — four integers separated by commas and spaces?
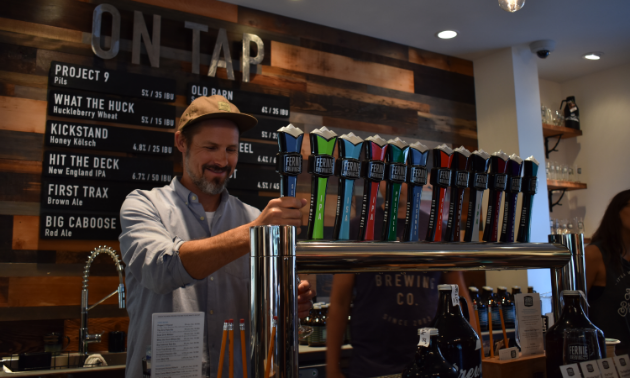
499, 347, 519, 361
560, 364, 581, 378
613, 355, 630, 378
598, 358, 620, 378
418, 328, 430, 347
514, 293, 544, 356
580, 361, 603, 378
151, 312, 205, 378
451, 285, 460, 306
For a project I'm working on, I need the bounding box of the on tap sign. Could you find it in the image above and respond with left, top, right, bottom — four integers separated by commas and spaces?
91, 4, 264, 82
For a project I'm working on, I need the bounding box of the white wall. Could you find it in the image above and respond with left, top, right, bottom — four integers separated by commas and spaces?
539, 62, 630, 237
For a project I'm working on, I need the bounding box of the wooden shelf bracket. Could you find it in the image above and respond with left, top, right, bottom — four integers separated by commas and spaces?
545, 134, 563, 159
548, 189, 566, 212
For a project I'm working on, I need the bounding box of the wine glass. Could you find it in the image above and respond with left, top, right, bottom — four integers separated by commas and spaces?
296, 276, 313, 340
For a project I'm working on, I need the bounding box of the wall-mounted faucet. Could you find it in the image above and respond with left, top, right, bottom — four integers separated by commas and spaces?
80, 246, 126, 356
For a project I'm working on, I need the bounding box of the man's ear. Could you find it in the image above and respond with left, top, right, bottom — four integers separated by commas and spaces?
175, 131, 187, 154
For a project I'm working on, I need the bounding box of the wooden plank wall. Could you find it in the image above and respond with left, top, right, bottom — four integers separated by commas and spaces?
0, 0, 477, 356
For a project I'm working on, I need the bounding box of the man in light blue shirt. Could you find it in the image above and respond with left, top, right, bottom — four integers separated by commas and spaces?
119, 95, 313, 377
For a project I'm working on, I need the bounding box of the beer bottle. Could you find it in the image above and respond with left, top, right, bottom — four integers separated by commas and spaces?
433, 285, 483, 378
546, 291, 606, 378
308, 304, 326, 347
497, 286, 515, 329
527, 286, 534, 294
300, 307, 314, 345
468, 286, 480, 306
481, 286, 498, 331
501, 287, 516, 329
511, 286, 521, 296
402, 328, 458, 378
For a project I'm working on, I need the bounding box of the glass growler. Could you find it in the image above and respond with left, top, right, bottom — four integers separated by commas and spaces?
560, 96, 580, 130
308, 304, 327, 347
481, 286, 500, 330
433, 285, 483, 378
546, 291, 606, 378
497, 286, 515, 329
402, 328, 458, 378
300, 307, 314, 345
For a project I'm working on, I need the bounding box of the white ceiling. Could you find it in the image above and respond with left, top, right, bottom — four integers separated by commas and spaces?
222, 0, 630, 83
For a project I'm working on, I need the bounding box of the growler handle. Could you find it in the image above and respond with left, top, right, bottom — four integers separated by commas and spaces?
559, 99, 567, 110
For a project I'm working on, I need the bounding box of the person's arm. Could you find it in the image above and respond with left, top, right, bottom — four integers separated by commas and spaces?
120, 193, 306, 294
585, 244, 606, 291
326, 274, 355, 378
443, 271, 479, 334
178, 196, 306, 279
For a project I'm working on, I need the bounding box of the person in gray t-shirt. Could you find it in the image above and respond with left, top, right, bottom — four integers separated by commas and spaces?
119, 95, 314, 378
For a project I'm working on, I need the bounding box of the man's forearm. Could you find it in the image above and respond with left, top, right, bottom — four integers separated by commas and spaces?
326, 303, 350, 373
179, 223, 251, 279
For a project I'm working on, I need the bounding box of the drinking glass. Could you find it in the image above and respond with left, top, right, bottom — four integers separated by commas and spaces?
562, 165, 569, 181
541, 105, 548, 123
563, 329, 602, 364
554, 111, 565, 126
549, 161, 557, 180
550, 219, 556, 235
576, 217, 585, 234
576, 166, 582, 183
568, 167, 575, 182
296, 276, 313, 340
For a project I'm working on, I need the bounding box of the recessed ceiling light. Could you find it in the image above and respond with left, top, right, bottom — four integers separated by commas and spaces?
583, 52, 603, 60
437, 30, 458, 40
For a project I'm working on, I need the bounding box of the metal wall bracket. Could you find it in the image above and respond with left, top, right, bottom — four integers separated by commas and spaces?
549, 189, 566, 212
545, 134, 562, 159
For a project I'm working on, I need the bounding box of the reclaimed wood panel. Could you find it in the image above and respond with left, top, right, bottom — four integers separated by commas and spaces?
238, 7, 408, 61
0, 319, 64, 355
271, 41, 414, 94
306, 81, 430, 113
0, 159, 42, 174
7, 276, 123, 307
130, 0, 238, 23
0, 130, 44, 161
0, 173, 41, 202
0, 43, 38, 74
409, 47, 474, 77
0, 16, 84, 44
65, 317, 129, 352
0, 70, 48, 89
12, 215, 119, 251
0, 96, 47, 133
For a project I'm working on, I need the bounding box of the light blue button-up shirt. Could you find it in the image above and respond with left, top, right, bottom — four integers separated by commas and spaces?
119, 177, 260, 378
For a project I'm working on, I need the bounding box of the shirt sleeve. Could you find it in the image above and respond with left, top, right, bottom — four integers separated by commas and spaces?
119, 190, 198, 295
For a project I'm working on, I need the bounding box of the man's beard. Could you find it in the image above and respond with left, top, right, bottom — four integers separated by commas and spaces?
184, 156, 231, 196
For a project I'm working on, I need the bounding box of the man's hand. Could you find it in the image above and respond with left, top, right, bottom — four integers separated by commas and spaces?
298, 280, 315, 318
251, 197, 307, 234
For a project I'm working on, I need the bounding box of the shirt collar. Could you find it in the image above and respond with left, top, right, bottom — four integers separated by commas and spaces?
171, 176, 230, 208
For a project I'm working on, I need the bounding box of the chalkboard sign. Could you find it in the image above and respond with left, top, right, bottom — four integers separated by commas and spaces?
40, 210, 121, 239
41, 178, 152, 212
187, 82, 290, 118
49, 61, 176, 102
47, 89, 176, 128
227, 163, 280, 192
45, 121, 174, 155
43, 151, 173, 183
238, 141, 277, 166
242, 118, 287, 142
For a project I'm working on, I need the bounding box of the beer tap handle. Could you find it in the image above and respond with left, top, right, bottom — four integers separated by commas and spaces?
357, 135, 388, 241
402, 142, 429, 242
306, 127, 337, 240
463, 149, 490, 242
425, 144, 454, 242
332, 133, 363, 241
482, 150, 509, 242
382, 137, 409, 241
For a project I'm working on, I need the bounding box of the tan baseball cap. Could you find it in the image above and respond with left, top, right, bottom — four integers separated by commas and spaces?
178, 95, 258, 133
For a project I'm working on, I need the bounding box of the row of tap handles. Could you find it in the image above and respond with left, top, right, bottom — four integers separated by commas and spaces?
275, 125, 539, 243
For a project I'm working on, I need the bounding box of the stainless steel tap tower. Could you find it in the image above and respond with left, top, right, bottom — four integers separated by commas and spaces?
250, 225, 585, 378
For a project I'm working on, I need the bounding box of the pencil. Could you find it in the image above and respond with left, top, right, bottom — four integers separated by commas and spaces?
217, 320, 228, 378
229, 319, 234, 378
488, 307, 494, 358
498, 304, 509, 349
240, 319, 248, 378
264, 316, 277, 378
474, 305, 484, 360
